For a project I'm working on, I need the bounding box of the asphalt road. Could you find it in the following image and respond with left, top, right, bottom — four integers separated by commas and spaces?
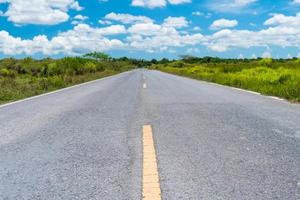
0, 70, 299, 200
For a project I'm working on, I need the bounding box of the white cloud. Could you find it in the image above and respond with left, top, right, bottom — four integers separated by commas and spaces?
233, 0, 257, 7
69, 1, 83, 11
210, 19, 238, 30
1, 12, 300, 56
94, 25, 127, 35
131, 0, 190, 8
0, 24, 125, 55
264, 13, 300, 27
128, 23, 170, 36
192, 11, 212, 18
0, 0, 83, 25
127, 19, 203, 52
104, 12, 153, 24
168, 0, 191, 5
162, 16, 189, 28
131, 0, 166, 8
72, 15, 88, 25
208, 0, 257, 13
292, 0, 300, 5
74, 15, 88, 21
204, 25, 300, 52
98, 20, 112, 25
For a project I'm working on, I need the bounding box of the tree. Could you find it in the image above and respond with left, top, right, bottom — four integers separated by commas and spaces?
83, 52, 111, 61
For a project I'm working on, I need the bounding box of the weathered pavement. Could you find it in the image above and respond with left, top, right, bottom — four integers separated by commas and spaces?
0, 70, 299, 199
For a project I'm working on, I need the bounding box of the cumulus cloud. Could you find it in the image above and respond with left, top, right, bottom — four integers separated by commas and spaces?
208, 0, 257, 13
162, 16, 189, 28
131, 0, 166, 8
0, 24, 125, 55
74, 15, 88, 21
104, 12, 154, 24
72, 14, 88, 25
292, 0, 300, 5
1, 13, 300, 56
131, 0, 190, 8
98, 20, 112, 25
204, 25, 300, 52
210, 19, 238, 30
0, 0, 83, 25
264, 13, 300, 27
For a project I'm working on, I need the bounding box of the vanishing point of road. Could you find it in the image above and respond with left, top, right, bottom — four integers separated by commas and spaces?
0, 70, 299, 199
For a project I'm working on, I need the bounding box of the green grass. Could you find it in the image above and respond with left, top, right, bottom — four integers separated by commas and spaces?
151, 58, 300, 102
0, 70, 120, 104
0, 56, 139, 104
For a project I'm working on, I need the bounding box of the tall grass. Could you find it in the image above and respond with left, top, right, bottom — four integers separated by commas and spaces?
0, 56, 138, 104
151, 58, 300, 102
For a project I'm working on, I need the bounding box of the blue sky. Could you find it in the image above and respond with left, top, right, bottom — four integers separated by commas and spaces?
0, 0, 300, 59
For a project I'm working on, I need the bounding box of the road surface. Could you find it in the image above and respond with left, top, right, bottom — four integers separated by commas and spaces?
0, 70, 299, 200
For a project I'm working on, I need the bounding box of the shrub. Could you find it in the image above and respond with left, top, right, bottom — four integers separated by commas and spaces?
83, 62, 97, 73
0, 68, 16, 78
0, 68, 10, 77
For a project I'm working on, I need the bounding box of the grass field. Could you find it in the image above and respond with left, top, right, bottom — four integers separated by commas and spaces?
0, 55, 146, 104
151, 57, 300, 102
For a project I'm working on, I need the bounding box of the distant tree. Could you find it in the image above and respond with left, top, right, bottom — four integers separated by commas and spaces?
119, 57, 129, 61
150, 59, 158, 64
159, 58, 169, 64
260, 58, 273, 67
83, 52, 111, 61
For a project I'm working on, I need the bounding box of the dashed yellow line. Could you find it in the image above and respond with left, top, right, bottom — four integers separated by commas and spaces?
142, 125, 162, 200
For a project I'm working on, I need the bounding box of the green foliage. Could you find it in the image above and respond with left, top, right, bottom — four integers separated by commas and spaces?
151, 57, 300, 102
0, 68, 16, 78
83, 62, 97, 73
83, 52, 111, 61
0, 54, 136, 104
0, 68, 10, 77
260, 58, 273, 67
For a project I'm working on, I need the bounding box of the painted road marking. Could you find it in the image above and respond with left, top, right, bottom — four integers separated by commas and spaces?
142, 125, 162, 200
269, 96, 285, 101
232, 87, 261, 95
143, 83, 147, 89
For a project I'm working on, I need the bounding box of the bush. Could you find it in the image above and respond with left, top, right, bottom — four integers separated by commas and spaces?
152, 59, 300, 102
83, 62, 97, 73
0, 68, 16, 78
0, 68, 10, 77
0, 55, 135, 104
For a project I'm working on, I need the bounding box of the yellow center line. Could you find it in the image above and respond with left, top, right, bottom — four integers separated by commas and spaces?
142, 125, 162, 200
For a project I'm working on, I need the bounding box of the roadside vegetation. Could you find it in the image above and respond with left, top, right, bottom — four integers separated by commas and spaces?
0, 52, 150, 104
150, 56, 300, 102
